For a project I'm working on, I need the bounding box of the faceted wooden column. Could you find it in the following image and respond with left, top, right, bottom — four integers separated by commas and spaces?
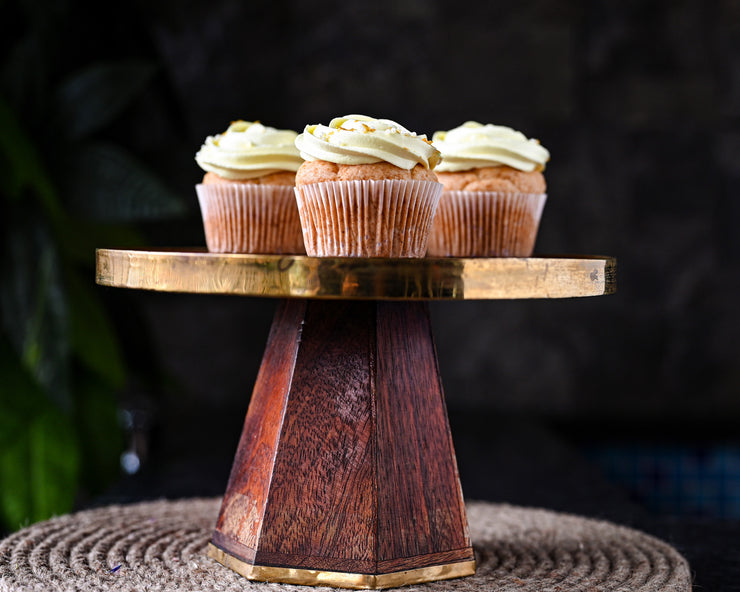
208, 299, 475, 589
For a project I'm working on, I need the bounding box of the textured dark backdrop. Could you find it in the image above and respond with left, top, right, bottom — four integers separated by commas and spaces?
28, 0, 738, 511
125, 2, 739, 414
3, 1, 740, 589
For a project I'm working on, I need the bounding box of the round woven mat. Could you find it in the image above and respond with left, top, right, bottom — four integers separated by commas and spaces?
0, 498, 691, 591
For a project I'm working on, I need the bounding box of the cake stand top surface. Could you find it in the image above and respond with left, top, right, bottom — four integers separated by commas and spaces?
96, 248, 615, 301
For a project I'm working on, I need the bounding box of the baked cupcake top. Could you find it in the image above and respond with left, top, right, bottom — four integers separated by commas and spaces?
295, 115, 441, 170
195, 121, 303, 180
432, 122, 549, 173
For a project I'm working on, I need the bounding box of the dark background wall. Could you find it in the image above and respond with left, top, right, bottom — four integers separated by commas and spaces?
3, 0, 739, 520
143, 0, 739, 419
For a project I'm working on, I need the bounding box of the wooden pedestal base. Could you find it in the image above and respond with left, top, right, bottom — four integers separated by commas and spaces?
210, 299, 475, 589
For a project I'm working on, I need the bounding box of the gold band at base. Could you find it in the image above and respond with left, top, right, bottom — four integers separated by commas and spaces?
207, 544, 476, 589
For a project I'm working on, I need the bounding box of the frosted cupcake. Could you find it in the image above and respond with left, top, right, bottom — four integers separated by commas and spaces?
428, 122, 550, 257
195, 120, 305, 253
294, 115, 442, 257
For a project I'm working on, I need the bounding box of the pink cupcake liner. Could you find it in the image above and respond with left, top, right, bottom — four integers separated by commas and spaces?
427, 191, 547, 257
294, 179, 443, 257
196, 184, 305, 254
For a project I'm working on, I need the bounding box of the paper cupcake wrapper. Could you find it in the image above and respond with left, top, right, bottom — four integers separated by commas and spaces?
294, 179, 443, 257
196, 184, 305, 254
427, 191, 547, 257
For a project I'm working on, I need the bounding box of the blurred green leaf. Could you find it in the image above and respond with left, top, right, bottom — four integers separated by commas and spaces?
0, 96, 62, 219
0, 409, 79, 530
0, 436, 32, 531
0, 338, 48, 449
1, 12, 182, 529
54, 60, 157, 140
63, 142, 186, 222
1, 215, 71, 410
66, 268, 126, 388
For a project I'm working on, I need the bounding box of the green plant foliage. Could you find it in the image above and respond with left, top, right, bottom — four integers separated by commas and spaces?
2, 215, 71, 410
0, 409, 80, 529
0, 339, 49, 449
0, 4, 186, 532
0, 97, 60, 217
0, 339, 80, 529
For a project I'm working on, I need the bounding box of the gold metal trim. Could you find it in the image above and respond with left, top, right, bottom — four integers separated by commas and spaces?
96, 248, 616, 300
207, 544, 476, 589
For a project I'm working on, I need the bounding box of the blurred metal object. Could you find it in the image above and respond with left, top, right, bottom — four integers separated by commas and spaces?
96, 248, 616, 300
118, 406, 153, 476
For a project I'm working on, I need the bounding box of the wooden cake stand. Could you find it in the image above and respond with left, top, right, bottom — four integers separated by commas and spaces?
96, 249, 616, 590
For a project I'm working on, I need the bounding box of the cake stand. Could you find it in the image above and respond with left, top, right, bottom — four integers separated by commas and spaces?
96, 249, 616, 590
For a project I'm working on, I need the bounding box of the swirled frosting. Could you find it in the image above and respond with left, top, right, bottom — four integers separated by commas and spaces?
432, 122, 550, 173
294, 115, 441, 170
195, 121, 303, 180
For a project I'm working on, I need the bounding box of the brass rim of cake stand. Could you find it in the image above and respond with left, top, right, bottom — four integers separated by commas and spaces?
207, 544, 476, 590
95, 248, 616, 300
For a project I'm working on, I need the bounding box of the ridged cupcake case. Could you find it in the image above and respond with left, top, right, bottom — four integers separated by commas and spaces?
427, 191, 547, 257
196, 183, 305, 254
294, 179, 443, 258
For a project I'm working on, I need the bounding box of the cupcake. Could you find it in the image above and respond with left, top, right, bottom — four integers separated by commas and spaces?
428, 122, 550, 257
293, 115, 443, 257
195, 120, 305, 254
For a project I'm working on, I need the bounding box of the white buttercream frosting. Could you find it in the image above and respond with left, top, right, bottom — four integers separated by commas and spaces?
432, 121, 550, 173
195, 121, 303, 180
295, 115, 441, 170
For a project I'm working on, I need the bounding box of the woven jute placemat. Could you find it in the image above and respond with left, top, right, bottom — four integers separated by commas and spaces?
0, 498, 691, 591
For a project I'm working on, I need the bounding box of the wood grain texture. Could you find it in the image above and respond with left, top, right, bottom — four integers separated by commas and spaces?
96, 249, 616, 300
212, 299, 474, 578
375, 302, 471, 561
257, 300, 377, 565
214, 300, 306, 552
